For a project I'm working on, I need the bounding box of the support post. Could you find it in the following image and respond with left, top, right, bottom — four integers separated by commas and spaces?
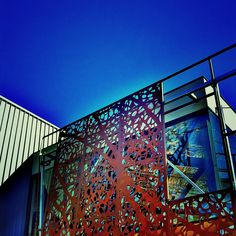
208, 59, 236, 191
38, 138, 45, 236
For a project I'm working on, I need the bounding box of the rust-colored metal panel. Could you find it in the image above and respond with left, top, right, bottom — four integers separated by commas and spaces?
42, 81, 236, 235
43, 83, 168, 235
168, 189, 236, 235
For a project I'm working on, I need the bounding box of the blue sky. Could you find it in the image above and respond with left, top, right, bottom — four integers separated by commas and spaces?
1, 0, 236, 127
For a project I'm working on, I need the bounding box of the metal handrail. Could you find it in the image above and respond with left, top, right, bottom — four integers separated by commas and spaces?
38, 44, 236, 233
61, 43, 236, 130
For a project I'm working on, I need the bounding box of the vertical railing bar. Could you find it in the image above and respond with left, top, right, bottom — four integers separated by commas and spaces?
208, 58, 236, 191
38, 137, 45, 236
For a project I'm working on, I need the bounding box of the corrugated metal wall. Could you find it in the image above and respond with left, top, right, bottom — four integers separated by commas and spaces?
0, 96, 59, 185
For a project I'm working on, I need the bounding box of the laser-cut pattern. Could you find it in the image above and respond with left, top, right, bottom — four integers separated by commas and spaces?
43, 83, 168, 235
168, 189, 236, 235
42, 81, 236, 235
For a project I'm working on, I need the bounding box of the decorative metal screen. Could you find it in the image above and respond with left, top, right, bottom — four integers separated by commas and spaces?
43, 83, 168, 235
168, 189, 236, 235
43, 81, 236, 235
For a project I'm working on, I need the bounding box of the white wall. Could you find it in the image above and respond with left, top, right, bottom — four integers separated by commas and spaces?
0, 96, 59, 185
206, 86, 236, 131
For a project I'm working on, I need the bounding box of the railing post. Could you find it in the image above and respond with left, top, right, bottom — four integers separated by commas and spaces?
208, 58, 236, 191
38, 138, 45, 236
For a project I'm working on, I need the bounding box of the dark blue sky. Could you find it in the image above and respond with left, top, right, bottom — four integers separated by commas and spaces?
1, 0, 236, 127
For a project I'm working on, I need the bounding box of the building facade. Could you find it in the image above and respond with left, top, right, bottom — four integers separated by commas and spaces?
0, 96, 59, 185
0, 45, 236, 235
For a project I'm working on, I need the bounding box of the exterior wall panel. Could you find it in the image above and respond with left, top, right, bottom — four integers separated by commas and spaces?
34, 120, 40, 153
0, 103, 10, 163
0, 96, 59, 185
22, 114, 31, 163
29, 118, 37, 157
41, 122, 46, 150
11, 111, 23, 174
8, 109, 20, 176
0, 100, 6, 131
3, 107, 17, 183
17, 112, 28, 168
0, 104, 11, 183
